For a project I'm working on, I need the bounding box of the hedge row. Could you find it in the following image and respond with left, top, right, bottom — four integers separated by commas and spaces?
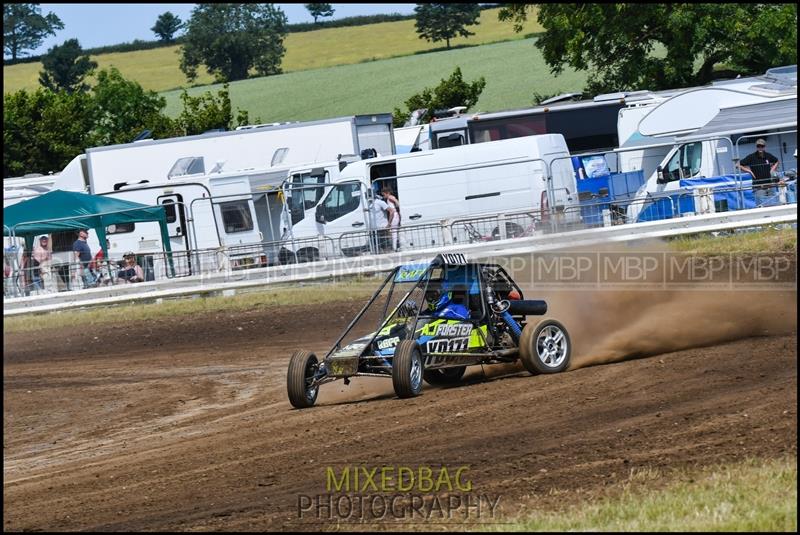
4, 4, 503, 66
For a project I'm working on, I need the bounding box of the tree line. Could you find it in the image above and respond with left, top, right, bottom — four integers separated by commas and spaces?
3, 67, 254, 177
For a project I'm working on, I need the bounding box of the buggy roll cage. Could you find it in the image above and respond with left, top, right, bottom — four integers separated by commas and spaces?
323, 255, 525, 360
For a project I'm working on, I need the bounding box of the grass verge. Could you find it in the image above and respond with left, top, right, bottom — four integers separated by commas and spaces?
502, 456, 797, 532
667, 225, 797, 255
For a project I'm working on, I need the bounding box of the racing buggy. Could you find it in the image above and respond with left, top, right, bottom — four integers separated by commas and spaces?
287, 253, 571, 408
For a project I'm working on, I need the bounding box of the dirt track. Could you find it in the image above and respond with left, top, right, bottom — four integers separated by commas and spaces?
3, 286, 798, 531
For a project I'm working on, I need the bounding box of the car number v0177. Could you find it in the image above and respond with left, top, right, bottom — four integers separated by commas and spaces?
426, 337, 469, 353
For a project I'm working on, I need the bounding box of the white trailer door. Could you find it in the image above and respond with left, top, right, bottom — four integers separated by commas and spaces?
157, 193, 191, 253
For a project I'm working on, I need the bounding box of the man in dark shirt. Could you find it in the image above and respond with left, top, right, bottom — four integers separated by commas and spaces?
738, 138, 781, 206
72, 228, 96, 288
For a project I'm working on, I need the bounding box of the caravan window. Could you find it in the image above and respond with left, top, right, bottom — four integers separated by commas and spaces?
51, 231, 79, 253
321, 183, 361, 222
271, 148, 289, 166
168, 157, 205, 178
106, 223, 135, 234
436, 131, 465, 148
665, 142, 703, 181
220, 200, 254, 233
470, 115, 546, 143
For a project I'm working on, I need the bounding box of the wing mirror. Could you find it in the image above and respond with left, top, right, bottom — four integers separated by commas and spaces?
656, 165, 669, 184
315, 204, 325, 224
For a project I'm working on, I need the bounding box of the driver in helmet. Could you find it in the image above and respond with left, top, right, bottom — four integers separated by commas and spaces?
425, 284, 470, 320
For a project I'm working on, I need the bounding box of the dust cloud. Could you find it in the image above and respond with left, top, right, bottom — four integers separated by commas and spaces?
503, 240, 797, 370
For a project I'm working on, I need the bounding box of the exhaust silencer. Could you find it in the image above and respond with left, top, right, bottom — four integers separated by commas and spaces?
507, 299, 547, 316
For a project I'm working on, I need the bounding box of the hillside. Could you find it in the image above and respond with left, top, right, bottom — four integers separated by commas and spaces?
3, 8, 539, 94
161, 38, 587, 123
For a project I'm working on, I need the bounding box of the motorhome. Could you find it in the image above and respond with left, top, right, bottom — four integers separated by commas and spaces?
52, 114, 396, 195
423, 91, 674, 155
625, 65, 797, 222
279, 134, 578, 262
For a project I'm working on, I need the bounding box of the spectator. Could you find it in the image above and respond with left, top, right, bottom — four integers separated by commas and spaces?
31, 235, 53, 292
381, 186, 402, 251
117, 252, 144, 283
91, 239, 111, 284
72, 228, 96, 288
738, 139, 781, 206
368, 194, 396, 253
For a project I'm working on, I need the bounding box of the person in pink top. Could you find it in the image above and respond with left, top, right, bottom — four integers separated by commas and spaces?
381, 186, 401, 251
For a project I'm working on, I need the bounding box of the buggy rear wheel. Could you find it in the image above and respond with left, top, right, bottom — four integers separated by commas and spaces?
392, 340, 423, 398
287, 350, 319, 408
519, 320, 571, 375
423, 366, 466, 386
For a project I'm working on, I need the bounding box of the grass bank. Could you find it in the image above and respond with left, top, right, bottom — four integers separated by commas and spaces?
667, 225, 797, 254
160, 37, 586, 123
501, 456, 797, 532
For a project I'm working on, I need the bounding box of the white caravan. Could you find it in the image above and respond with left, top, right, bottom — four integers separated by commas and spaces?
101, 153, 372, 270
3, 173, 60, 207
51, 114, 396, 195
279, 134, 578, 261
626, 65, 797, 221
101, 168, 284, 272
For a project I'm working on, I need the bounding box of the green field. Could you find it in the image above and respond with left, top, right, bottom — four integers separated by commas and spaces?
160, 38, 587, 123
2, 8, 538, 94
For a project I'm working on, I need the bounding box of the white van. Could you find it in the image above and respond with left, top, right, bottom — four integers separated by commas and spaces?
279, 134, 578, 261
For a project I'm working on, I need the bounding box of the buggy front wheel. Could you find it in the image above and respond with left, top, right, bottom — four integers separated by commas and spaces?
287, 350, 319, 408
392, 341, 423, 398
519, 320, 571, 375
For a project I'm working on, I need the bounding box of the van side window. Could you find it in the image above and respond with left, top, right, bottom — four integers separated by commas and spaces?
665, 142, 703, 180
288, 171, 328, 225
220, 200, 254, 233
322, 183, 361, 221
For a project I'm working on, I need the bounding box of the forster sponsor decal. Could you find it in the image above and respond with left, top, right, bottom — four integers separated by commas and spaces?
434, 324, 472, 337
